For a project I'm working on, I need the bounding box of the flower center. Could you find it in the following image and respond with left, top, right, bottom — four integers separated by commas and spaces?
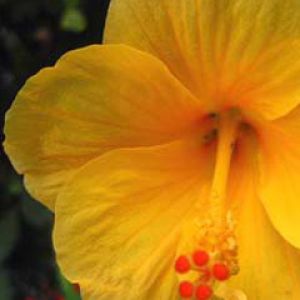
175, 109, 241, 299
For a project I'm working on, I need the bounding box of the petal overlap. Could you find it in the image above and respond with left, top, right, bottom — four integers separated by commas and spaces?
105, 0, 300, 119
54, 140, 214, 299
256, 105, 300, 249
224, 136, 300, 299
4, 45, 203, 210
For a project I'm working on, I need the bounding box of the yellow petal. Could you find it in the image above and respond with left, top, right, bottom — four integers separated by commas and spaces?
4, 44, 203, 210
54, 139, 214, 299
105, 0, 300, 118
255, 105, 300, 249
225, 136, 300, 299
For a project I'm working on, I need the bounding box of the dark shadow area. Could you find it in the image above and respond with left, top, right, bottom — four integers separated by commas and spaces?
0, 1, 110, 299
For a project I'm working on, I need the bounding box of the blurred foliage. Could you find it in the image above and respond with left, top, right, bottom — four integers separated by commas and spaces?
61, 8, 87, 33
61, 0, 87, 33
0, 0, 110, 299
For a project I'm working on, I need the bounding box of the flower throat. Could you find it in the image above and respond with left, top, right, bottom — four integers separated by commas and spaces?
175, 109, 241, 300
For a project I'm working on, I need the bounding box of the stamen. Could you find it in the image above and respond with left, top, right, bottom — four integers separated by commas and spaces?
175, 212, 239, 298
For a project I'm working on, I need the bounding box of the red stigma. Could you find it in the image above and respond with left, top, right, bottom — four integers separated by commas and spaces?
193, 250, 209, 267
179, 281, 194, 298
175, 255, 191, 273
212, 263, 230, 281
195, 284, 212, 300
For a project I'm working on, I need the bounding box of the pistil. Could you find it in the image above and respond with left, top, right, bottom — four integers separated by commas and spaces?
175, 109, 241, 299
209, 109, 240, 224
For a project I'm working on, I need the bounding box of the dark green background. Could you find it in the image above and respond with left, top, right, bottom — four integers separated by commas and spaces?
0, 1, 110, 299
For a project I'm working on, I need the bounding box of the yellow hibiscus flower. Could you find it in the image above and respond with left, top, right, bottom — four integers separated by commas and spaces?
4, 0, 300, 299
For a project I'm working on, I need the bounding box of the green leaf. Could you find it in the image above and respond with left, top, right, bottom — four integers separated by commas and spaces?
61, 8, 87, 33
59, 272, 82, 300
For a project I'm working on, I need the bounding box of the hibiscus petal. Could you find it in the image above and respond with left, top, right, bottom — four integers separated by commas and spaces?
4, 45, 203, 210
255, 105, 300, 249
105, 0, 300, 118
225, 136, 300, 299
54, 140, 214, 299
